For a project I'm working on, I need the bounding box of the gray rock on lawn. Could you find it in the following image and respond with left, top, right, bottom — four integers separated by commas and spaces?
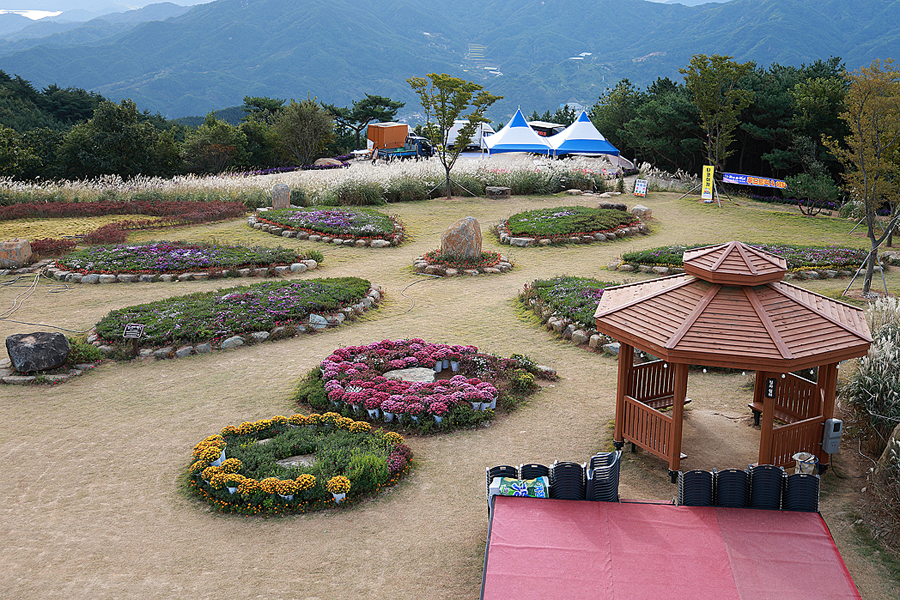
308, 313, 328, 330
5, 331, 70, 373
271, 184, 290, 209
597, 202, 627, 212
631, 204, 652, 218
440, 216, 482, 259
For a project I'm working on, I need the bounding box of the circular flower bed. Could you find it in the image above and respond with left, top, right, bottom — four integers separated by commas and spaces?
296, 339, 545, 431
252, 207, 404, 246
188, 413, 412, 516
413, 251, 512, 276
56, 241, 318, 276
497, 205, 642, 246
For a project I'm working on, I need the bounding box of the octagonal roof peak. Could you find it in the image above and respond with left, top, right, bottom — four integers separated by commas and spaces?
683, 241, 787, 285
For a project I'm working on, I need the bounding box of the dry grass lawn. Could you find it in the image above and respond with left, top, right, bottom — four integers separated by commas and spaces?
1, 179, 897, 599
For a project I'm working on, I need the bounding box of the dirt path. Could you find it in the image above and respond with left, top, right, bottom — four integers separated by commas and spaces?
0, 189, 896, 599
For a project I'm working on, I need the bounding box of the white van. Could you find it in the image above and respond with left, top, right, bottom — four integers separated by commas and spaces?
446, 120, 495, 150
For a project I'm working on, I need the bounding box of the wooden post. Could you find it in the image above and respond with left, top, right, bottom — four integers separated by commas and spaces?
816, 362, 839, 466
614, 343, 633, 445
758, 371, 777, 465
669, 363, 689, 472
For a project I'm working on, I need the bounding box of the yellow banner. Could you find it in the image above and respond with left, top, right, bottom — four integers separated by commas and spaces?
701, 165, 714, 201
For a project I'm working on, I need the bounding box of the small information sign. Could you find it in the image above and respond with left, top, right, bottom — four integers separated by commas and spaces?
764, 377, 777, 399
633, 179, 648, 197
123, 323, 145, 339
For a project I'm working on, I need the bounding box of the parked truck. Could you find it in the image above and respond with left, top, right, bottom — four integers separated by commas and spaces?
367, 122, 408, 150
367, 122, 433, 161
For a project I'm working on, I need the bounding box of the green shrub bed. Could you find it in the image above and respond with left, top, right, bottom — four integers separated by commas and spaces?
500, 206, 638, 241
56, 242, 321, 276
94, 277, 372, 349
255, 207, 404, 244
622, 243, 869, 272
188, 414, 412, 516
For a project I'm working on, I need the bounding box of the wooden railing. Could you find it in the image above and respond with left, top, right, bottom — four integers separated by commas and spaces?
626, 360, 675, 404
623, 395, 672, 461
774, 373, 820, 422
770, 415, 825, 467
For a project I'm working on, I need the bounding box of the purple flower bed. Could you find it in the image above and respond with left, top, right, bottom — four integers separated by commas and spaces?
237, 156, 353, 177
57, 242, 307, 274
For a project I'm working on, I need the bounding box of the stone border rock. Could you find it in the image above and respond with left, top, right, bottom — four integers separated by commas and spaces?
0, 357, 99, 385
2, 286, 383, 384
520, 296, 614, 354
413, 255, 513, 277
36, 258, 320, 284
249, 208, 402, 248
84, 285, 385, 362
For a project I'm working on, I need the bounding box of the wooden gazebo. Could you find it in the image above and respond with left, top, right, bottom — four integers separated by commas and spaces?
595, 241, 872, 478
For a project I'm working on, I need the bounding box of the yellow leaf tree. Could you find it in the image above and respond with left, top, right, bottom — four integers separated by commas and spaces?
825, 58, 900, 295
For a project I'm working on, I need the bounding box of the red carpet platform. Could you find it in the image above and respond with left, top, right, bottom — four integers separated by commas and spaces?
482, 496, 860, 600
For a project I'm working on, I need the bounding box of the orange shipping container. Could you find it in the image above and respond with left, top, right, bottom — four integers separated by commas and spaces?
367, 122, 408, 149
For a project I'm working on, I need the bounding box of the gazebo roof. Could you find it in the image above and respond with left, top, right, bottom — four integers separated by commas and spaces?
595, 242, 872, 371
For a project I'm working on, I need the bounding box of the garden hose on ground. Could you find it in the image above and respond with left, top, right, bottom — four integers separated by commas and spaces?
0, 269, 92, 333
398, 274, 442, 315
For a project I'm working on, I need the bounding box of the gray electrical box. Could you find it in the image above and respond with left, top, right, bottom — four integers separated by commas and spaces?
823, 418, 843, 454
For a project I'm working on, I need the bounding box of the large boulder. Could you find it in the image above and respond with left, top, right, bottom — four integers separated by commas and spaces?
440, 216, 482, 259
271, 183, 290, 209
0, 239, 33, 268
6, 332, 70, 373
597, 201, 627, 212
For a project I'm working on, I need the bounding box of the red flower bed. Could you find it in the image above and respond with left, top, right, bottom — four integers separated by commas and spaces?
0, 199, 246, 223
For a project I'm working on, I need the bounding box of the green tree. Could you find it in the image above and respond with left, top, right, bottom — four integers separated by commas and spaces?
241, 96, 285, 126
589, 79, 643, 152
407, 73, 501, 198
619, 77, 703, 173
0, 125, 38, 178
680, 54, 754, 170
274, 96, 334, 166
824, 58, 900, 295
181, 113, 250, 174
322, 94, 405, 151
56, 99, 179, 179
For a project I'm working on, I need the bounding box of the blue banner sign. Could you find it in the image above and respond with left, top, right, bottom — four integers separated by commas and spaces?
722, 172, 787, 190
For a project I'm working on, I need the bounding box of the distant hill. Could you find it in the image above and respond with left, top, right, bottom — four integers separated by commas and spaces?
0, 3, 191, 48
0, 0, 897, 119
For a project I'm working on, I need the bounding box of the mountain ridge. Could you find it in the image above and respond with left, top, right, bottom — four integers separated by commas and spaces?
0, 0, 896, 118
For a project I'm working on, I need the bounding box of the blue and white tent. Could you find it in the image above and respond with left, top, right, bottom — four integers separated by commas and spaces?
548, 111, 619, 157
485, 108, 552, 155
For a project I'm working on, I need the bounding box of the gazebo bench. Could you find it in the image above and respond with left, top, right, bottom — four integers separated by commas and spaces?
748, 402, 803, 427
641, 396, 691, 411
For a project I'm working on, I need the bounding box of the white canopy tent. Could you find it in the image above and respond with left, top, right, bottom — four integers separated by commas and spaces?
485, 109, 552, 155
548, 110, 620, 157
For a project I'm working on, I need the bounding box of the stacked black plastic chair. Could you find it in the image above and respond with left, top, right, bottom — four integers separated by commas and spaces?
550, 461, 586, 500
677, 469, 714, 506
486, 465, 519, 499
749, 465, 785, 510
783, 473, 820, 512
519, 463, 550, 480
714, 468, 751, 508
586, 451, 621, 502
